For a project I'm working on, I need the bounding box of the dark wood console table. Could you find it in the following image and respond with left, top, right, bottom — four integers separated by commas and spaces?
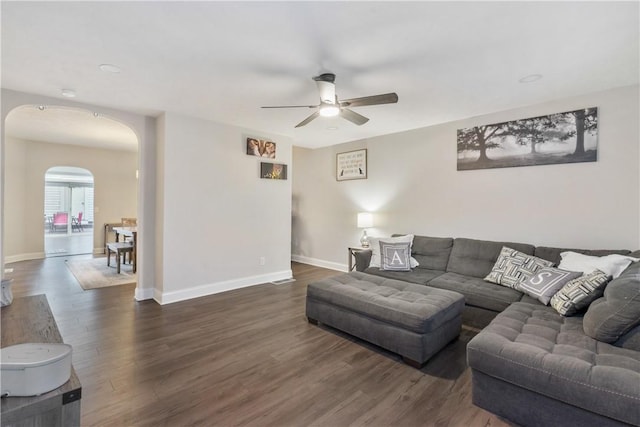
1, 295, 82, 426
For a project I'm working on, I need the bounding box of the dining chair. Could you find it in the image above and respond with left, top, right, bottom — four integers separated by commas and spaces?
120, 218, 137, 253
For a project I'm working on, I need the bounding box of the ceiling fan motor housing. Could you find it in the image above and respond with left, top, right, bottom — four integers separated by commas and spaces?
312, 73, 336, 83
314, 73, 337, 104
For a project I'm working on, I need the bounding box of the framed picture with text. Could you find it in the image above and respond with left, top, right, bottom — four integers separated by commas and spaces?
336, 149, 367, 181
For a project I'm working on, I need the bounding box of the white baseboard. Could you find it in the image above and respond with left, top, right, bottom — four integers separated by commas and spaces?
154, 269, 293, 305
134, 287, 154, 301
291, 254, 348, 272
5, 252, 46, 264
93, 247, 106, 255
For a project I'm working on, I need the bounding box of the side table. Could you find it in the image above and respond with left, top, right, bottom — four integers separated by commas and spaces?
348, 246, 370, 271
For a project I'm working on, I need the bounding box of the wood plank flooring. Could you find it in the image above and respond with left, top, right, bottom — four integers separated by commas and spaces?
4, 257, 513, 426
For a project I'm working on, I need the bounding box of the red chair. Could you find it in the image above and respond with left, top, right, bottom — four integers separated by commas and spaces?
72, 212, 84, 232
52, 212, 68, 232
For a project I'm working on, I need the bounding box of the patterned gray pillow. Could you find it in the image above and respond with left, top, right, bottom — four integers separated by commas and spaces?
485, 246, 554, 289
516, 267, 582, 305
550, 270, 611, 316
380, 241, 412, 271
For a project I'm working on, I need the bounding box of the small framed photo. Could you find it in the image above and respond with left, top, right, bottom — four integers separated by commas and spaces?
261, 162, 287, 180
247, 137, 276, 158
337, 149, 367, 181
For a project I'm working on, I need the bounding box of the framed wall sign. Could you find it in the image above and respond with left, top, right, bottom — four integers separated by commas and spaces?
336, 149, 367, 181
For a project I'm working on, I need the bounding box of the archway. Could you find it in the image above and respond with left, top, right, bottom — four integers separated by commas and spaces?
3, 104, 138, 265
2, 90, 154, 301
44, 166, 94, 256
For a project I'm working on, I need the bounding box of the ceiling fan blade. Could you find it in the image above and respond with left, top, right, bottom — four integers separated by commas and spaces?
340, 93, 398, 108
261, 105, 316, 109
340, 108, 369, 126
295, 111, 320, 128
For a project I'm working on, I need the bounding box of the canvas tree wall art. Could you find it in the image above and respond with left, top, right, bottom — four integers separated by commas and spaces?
457, 107, 598, 170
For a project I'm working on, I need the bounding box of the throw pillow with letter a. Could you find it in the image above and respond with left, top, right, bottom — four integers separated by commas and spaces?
380, 241, 412, 271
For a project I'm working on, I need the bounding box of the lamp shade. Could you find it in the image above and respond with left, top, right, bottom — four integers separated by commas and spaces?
357, 212, 373, 228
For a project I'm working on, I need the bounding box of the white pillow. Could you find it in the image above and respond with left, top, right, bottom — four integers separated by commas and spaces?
368, 235, 419, 269
558, 251, 639, 279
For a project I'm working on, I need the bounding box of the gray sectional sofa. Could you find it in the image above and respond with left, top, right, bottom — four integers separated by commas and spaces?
354, 235, 640, 426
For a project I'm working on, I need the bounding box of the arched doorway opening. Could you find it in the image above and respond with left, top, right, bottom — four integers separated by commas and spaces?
44, 166, 94, 256
3, 104, 138, 265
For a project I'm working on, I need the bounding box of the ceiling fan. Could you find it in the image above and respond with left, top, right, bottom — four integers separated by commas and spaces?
261, 73, 399, 128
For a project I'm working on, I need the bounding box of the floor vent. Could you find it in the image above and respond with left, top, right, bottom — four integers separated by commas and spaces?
271, 278, 296, 285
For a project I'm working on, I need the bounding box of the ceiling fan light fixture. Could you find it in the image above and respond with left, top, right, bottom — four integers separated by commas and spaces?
319, 104, 340, 117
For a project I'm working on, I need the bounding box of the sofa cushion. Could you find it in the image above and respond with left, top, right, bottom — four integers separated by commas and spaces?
428, 272, 524, 312
354, 250, 373, 272
583, 261, 640, 345
485, 246, 553, 288
550, 270, 611, 316
616, 324, 640, 351
369, 235, 419, 269
516, 266, 582, 305
306, 272, 464, 334
467, 302, 640, 426
446, 238, 534, 279
379, 241, 412, 271
363, 267, 444, 285
405, 235, 454, 271
534, 246, 631, 266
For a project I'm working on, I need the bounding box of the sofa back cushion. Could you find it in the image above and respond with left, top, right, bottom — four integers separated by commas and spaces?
583, 261, 640, 347
446, 238, 534, 278
534, 247, 631, 266
398, 235, 453, 271
615, 324, 640, 351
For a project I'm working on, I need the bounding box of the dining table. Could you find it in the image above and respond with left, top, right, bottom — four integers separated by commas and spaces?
113, 226, 137, 273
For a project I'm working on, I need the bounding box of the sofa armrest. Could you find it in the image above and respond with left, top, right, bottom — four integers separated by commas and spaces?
354, 250, 373, 271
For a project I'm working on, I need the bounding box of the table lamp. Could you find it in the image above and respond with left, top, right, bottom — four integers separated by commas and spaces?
357, 212, 373, 248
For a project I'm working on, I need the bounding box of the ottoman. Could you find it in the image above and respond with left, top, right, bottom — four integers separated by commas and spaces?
306, 272, 465, 367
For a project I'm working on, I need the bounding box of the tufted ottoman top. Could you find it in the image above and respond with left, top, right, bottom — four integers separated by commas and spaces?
306, 272, 464, 334
467, 302, 640, 425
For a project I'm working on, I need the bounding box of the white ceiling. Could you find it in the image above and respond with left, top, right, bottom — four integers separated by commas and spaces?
2, 1, 638, 149
6, 106, 139, 152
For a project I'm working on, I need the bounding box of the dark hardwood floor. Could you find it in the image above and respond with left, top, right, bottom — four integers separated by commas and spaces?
3, 257, 511, 426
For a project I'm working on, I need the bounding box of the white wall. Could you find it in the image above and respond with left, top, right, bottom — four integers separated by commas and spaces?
292, 85, 640, 271
155, 112, 292, 303
3, 137, 138, 261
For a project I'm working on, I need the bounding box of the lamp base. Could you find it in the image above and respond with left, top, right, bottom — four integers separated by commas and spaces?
360, 230, 370, 248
